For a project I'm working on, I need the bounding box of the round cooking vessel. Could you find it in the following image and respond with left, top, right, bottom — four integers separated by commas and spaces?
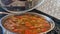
0, 0, 44, 13
0, 12, 55, 34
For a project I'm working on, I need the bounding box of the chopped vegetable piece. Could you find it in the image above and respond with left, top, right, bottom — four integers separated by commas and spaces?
25, 29, 32, 34
41, 28, 47, 32
29, 26, 35, 29
13, 29, 19, 32
32, 30, 38, 34
25, 22, 32, 27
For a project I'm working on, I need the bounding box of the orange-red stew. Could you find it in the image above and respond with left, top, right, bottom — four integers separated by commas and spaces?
3, 14, 51, 34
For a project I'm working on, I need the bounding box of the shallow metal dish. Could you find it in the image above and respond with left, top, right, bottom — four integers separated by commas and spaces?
0, 0, 44, 13
0, 12, 55, 34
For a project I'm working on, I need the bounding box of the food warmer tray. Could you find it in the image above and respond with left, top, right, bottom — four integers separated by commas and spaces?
0, 9, 60, 34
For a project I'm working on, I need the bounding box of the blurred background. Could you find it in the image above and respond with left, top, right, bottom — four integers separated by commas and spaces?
36, 0, 60, 19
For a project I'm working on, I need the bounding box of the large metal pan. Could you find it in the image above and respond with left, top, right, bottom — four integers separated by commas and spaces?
0, 12, 55, 34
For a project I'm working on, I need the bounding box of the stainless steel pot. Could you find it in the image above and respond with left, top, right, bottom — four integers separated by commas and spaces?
0, 12, 55, 34
0, 0, 44, 13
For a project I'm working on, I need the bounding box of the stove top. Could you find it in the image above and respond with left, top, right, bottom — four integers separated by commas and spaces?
0, 9, 60, 34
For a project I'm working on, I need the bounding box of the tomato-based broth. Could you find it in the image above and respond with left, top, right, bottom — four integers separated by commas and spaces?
3, 14, 51, 34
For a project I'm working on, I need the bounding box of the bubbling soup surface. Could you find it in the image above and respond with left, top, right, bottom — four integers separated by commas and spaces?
3, 13, 51, 34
